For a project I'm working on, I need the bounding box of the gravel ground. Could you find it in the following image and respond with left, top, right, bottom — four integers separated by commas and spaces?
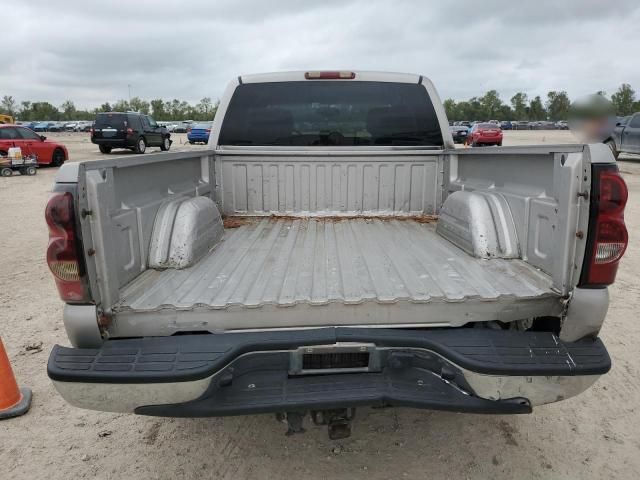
0, 131, 638, 479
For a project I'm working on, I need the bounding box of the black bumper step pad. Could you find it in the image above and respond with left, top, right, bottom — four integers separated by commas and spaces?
48, 328, 610, 384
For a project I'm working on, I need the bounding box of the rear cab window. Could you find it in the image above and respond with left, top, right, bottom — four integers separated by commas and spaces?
218, 81, 445, 147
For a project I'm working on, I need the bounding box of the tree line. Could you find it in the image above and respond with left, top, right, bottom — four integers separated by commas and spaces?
1, 83, 638, 123
444, 84, 638, 122
0, 96, 219, 122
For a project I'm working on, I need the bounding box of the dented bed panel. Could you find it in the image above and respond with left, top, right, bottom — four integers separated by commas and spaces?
114, 218, 560, 333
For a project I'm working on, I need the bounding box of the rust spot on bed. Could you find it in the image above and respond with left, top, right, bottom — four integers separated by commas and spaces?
223, 214, 437, 228
223, 217, 255, 228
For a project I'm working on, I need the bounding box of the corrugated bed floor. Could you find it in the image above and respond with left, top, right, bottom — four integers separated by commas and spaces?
118, 218, 556, 312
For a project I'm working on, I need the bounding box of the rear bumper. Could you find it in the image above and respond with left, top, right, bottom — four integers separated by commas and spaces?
91, 138, 135, 147
476, 137, 502, 143
48, 328, 610, 416
187, 135, 209, 142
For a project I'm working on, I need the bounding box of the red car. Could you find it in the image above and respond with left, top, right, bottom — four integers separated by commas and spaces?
466, 123, 503, 147
0, 124, 68, 166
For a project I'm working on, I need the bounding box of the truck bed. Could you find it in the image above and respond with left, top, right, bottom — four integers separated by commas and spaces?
115, 217, 562, 331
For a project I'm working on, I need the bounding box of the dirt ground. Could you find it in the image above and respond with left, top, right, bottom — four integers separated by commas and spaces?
0, 131, 638, 479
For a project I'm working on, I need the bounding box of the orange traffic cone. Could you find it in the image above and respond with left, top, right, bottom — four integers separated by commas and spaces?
0, 338, 32, 420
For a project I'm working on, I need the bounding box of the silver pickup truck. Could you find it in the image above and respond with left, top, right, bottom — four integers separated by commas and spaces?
46, 71, 628, 438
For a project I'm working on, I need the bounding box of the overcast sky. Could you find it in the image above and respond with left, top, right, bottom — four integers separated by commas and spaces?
2, 0, 639, 109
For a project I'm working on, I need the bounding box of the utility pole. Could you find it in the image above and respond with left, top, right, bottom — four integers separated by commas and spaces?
128, 84, 132, 104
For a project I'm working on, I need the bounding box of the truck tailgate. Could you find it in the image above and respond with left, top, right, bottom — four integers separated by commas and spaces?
114, 217, 561, 333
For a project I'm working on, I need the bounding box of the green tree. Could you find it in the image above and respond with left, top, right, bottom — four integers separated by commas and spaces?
168, 99, 189, 120
61, 100, 76, 121
1, 95, 16, 115
479, 90, 504, 120
611, 84, 636, 116
498, 104, 514, 120
443, 99, 458, 121
112, 99, 130, 112
150, 99, 166, 120
510, 92, 528, 120
455, 97, 484, 120
196, 97, 214, 119
97, 102, 112, 113
18, 101, 32, 120
129, 97, 150, 115
528, 96, 546, 120
545, 91, 571, 120
29, 102, 60, 120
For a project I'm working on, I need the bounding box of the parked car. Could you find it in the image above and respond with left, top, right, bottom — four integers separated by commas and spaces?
187, 123, 212, 144
0, 124, 68, 166
64, 122, 78, 132
46, 71, 626, 439
555, 120, 569, 130
512, 121, 530, 130
500, 121, 512, 130
75, 121, 93, 132
449, 124, 469, 144
532, 121, 556, 130
91, 112, 172, 154
459, 121, 471, 127
173, 122, 192, 133
605, 112, 640, 158
33, 122, 53, 132
466, 122, 503, 146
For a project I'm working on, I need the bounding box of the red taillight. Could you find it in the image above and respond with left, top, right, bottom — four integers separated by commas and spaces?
579, 165, 628, 287
598, 171, 628, 215
126, 127, 133, 136
205, 129, 211, 133
89, 128, 94, 135
45, 192, 90, 302
305, 71, 356, 80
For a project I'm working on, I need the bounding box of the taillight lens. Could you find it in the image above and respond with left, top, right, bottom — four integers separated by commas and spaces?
598, 171, 628, 215
205, 129, 211, 133
126, 127, 133, 136
45, 191, 90, 302
593, 221, 627, 264
579, 165, 629, 287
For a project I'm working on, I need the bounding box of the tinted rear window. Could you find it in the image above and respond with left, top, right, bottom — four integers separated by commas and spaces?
95, 113, 127, 127
218, 81, 444, 147
477, 123, 498, 129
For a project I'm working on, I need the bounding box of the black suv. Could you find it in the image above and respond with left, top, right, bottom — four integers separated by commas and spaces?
91, 112, 172, 154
